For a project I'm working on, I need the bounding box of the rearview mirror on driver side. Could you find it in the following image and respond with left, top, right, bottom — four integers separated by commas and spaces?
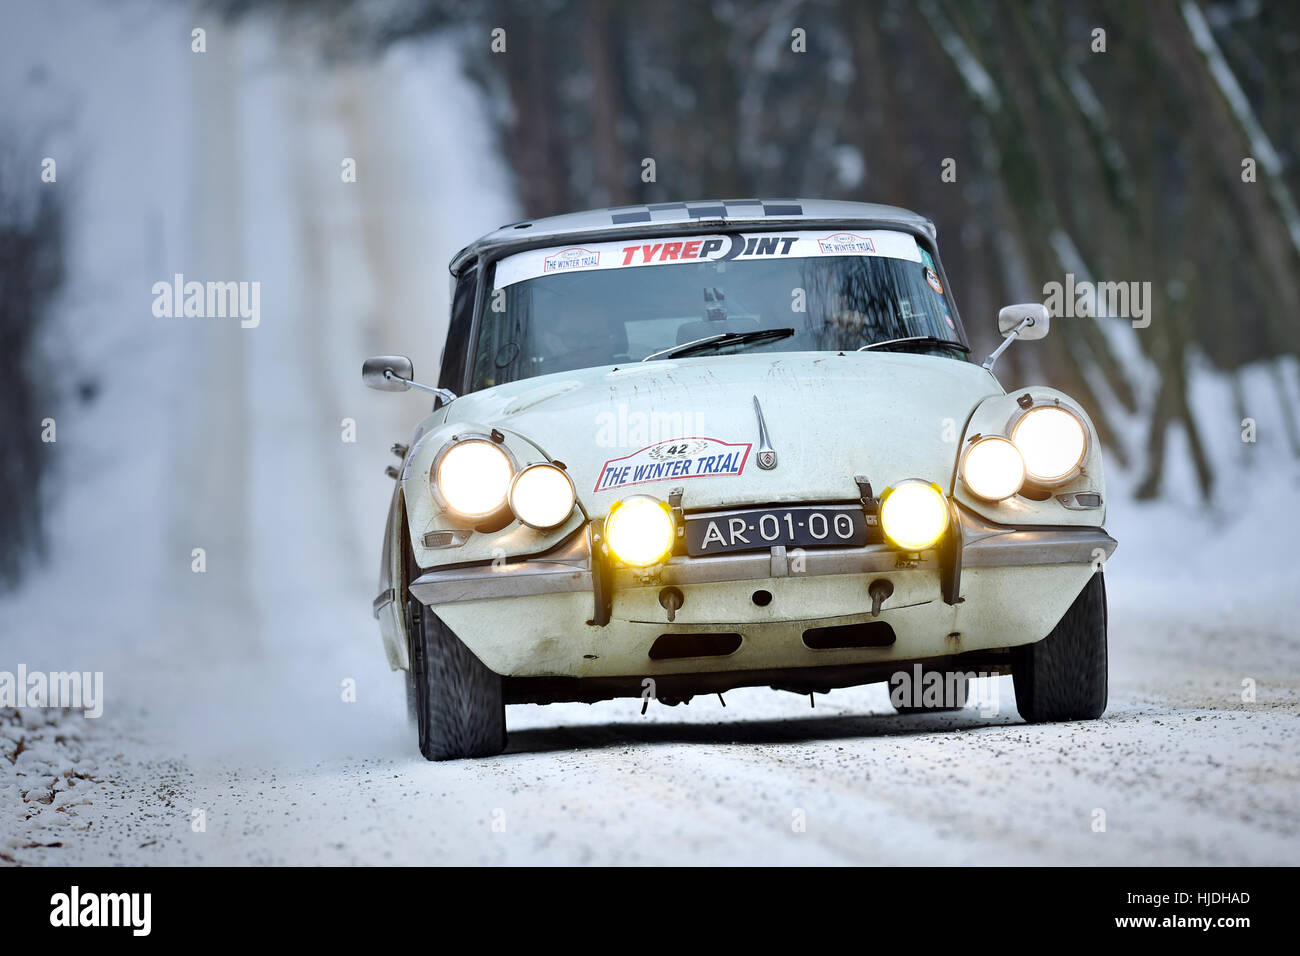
362, 355, 415, 392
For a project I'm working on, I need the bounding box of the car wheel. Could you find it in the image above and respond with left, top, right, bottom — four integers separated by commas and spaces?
407, 597, 506, 760
888, 669, 969, 713
1012, 572, 1108, 723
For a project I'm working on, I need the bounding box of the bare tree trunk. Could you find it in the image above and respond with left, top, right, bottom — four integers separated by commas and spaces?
581, 0, 633, 208
500, 11, 568, 217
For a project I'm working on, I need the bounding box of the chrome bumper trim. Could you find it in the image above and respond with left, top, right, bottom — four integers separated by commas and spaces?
372, 587, 397, 616
962, 525, 1116, 568
408, 531, 593, 605
615, 544, 937, 589
408, 512, 1117, 607
409, 560, 592, 604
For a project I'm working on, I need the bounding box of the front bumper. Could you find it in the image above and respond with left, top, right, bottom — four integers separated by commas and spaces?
404, 507, 1116, 680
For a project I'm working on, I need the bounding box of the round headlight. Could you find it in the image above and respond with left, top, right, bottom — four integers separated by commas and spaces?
879, 480, 950, 551
603, 496, 675, 567
435, 439, 514, 517
961, 436, 1026, 501
1011, 405, 1087, 484
509, 464, 576, 530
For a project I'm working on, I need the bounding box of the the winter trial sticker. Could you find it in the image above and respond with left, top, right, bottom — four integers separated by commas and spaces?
543, 247, 601, 274
817, 232, 876, 255
924, 267, 944, 295
595, 437, 752, 493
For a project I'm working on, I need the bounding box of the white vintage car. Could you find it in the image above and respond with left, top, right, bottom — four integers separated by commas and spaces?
366, 199, 1115, 760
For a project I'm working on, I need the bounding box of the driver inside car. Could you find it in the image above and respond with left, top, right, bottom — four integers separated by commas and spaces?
535, 299, 626, 374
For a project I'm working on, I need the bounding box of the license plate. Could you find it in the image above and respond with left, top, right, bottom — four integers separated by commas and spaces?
684, 505, 868, 556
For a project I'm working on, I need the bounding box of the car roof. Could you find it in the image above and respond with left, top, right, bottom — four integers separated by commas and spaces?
450, 199, 936, 275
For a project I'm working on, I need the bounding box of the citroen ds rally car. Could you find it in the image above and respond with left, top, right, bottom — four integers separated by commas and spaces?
366, 199, 1115, 760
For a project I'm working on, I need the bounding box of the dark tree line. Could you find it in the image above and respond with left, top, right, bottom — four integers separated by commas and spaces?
450, 0, 1300, 502
241, 0, 1297, 500
152, 0, 1300, 503
3, 0, 1293, 585
0, 160, 63, 588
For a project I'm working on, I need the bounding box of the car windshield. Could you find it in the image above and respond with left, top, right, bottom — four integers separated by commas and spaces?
471, 228, 965, 389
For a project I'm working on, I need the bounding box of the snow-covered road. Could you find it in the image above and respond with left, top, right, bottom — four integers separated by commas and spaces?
6, 605, 1298, 866
2, 3, 1297, 867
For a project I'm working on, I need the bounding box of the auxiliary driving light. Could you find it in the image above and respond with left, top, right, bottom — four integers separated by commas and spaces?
960, 436, 1026, 501
879, 480, 950, 552
509, 463, 576, 530
603, 496, 675, 567
435, 439, 514, 518
1011, 405, 1088, 484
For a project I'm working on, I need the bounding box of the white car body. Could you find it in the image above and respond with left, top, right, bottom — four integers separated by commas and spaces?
369, 199, 1115, 749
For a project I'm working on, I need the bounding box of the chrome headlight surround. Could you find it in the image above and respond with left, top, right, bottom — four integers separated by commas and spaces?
430, 433, 518, 520
508, 463, 577, 530
959, 436, 1026, 502
1007, 401, 1089, 487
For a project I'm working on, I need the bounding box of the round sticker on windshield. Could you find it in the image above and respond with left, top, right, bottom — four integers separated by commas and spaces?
925, 267, 944, 295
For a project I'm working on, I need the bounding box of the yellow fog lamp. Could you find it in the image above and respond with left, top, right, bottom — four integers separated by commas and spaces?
603, 495, 675, 567
879, 480, 950, 551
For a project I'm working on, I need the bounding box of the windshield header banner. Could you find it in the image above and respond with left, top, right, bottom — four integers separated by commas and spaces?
493, 229, 923, 289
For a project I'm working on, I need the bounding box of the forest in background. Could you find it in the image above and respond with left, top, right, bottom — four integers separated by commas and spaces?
4, 0, 1299, 584
224, 0, 1300, 500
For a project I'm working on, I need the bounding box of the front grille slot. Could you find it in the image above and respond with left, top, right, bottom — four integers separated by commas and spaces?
802, 621, 896, 649
649, 633, 743, 660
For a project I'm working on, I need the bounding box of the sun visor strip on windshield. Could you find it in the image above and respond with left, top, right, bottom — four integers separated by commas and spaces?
608, 199, 804, 223
492, 229, 924, 289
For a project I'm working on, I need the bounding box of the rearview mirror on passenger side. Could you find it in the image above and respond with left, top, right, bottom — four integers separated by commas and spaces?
983, 304, 1051, 373
997, 303, 1050, 340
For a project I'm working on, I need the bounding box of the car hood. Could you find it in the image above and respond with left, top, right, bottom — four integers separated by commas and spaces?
446, 352, 1002, 513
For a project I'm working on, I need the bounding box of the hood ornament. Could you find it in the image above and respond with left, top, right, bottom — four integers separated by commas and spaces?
752, 395, 777, 470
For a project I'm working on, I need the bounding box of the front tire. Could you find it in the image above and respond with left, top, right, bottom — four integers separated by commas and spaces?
1013, 572, 1108, 723
408, 597, 506, 760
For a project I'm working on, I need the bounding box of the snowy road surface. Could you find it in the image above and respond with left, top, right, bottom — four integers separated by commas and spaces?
2, 4, 1298, 866
5, 604, 1299, 866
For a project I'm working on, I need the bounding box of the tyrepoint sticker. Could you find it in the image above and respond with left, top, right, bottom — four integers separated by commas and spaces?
494, 229, 922, 288
595, 437, 752, 493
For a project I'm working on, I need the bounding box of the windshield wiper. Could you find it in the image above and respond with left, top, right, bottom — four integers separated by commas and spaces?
856, 336, 971, 355
642, 328, 796, 362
